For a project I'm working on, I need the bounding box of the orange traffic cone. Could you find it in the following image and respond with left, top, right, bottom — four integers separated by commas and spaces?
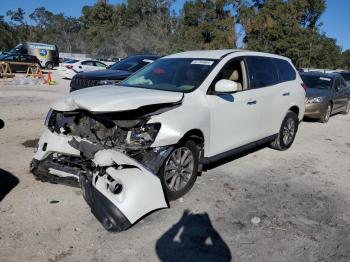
46, 72, 56, 85
47, 72, 52, 82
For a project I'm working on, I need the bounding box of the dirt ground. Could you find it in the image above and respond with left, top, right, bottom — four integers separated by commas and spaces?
0, 71, 350, 262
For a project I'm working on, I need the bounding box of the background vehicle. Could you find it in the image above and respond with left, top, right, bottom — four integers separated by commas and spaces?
9, 42, 59, 69
32, 50, 305, 231
301, 72, 350, 122
338, 71, 350, 86
95, 58, 120, 66
69, 54, 160, 92
58, 59, 107, 79
0, 54, 41, 72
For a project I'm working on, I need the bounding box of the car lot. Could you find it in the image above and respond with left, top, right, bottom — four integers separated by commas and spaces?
0, 72, 350, 262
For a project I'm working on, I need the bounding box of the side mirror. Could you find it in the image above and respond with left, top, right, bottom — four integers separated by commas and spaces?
106, 65, 111, 69
214, 79, 238, 93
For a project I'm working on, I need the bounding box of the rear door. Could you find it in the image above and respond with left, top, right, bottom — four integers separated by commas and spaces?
245, 56, 287, 137
333, 77, 345, 112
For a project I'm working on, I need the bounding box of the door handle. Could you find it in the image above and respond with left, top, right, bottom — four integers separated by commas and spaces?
282, 92, 290, 96
247, 100, 257, 105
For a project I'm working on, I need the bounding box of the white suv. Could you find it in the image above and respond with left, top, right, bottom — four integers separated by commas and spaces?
31, 50, 305, 231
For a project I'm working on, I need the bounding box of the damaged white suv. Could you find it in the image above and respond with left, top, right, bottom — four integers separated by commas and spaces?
31, 50, 305, 231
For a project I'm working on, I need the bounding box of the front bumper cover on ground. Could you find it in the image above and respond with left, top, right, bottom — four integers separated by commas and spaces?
31, 128, 170, 231
83, 150, 168, 231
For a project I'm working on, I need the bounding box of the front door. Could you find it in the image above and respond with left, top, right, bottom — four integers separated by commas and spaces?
206, 58, 264, 156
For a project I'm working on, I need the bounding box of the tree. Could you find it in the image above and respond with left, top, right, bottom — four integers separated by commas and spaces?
0, 16, 16, 51
341, 50, 350, 70
239, 0, 342, 69
173, 0, 238, 51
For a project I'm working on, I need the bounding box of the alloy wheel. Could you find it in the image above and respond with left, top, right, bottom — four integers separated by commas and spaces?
324, 105, 331, 122
282, 118, 296, 145
164, 147, 194, 192
346, 100, 350, 113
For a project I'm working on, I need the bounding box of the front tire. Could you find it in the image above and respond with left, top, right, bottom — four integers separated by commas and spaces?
320, 103, 332, 123
270, 111, 299, 151
341, 99, 350, 115
45, 62, 54, 70
159, 140, 199, 200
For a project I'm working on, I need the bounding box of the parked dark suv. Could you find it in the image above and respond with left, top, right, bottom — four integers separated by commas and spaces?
0, 54, 41, 72
69, 54, 160, 92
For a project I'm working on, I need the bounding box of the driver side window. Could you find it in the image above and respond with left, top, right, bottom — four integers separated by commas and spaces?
211, 58, 247, 92
335, 78, 342, 91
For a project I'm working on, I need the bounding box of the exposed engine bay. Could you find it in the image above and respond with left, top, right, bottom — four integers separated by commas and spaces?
42, 101, 181, 175
31, 100, 182, 231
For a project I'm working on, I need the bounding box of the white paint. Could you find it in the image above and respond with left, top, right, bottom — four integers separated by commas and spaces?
57, 59, 108, 79
92, 150, 168, 223
51, 85, 183, 112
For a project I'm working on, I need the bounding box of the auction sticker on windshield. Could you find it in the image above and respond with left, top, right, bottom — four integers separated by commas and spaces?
320, 77, 331, 81
191, 60, 214, 66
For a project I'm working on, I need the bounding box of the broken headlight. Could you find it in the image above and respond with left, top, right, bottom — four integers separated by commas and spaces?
126, 123, 161, 147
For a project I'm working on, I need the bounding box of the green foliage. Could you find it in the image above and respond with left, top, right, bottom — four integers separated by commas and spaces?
0, 0, 347, 70
240, 0, 342, 69
172, 0, 238, 51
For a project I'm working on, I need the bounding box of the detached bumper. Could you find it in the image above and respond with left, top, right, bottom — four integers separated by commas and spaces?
81, 150, 168, 231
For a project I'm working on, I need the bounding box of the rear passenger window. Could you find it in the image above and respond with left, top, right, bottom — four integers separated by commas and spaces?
274, 58, 296, 82
245, 56, 279, 88
81, 61, 95, 66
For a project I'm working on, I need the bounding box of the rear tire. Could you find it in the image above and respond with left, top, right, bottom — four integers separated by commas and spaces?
270, 111, 298, 151
159, 140, 199, 201
320, 103, 332, 123
45, 62, 54, 70
341, 100, 350, 115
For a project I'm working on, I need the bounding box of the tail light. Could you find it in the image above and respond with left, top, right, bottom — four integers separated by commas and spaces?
65, 65, 73, 69
301, 82, 308, 91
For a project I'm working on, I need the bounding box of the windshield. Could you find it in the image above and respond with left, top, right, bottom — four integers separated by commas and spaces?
120, 58, 218, 92
65, 59, 79, 64
9, 44, 23, 54
111, 56, 154, 72
301, 75, 333, 89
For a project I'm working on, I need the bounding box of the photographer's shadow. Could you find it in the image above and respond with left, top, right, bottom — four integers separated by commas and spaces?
0, 168, 19, 202
156, 210, 232, 262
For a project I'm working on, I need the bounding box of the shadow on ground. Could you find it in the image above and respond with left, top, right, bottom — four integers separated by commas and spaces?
156, 210, 232, 262
0, 168, 19, 202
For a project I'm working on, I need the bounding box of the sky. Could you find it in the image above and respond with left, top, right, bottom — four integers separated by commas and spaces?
0, 0, 349, 51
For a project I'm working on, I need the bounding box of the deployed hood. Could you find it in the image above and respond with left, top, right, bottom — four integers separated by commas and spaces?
76, 69, 132, 80
52, 85, 183, 112
306, 88, 332, 98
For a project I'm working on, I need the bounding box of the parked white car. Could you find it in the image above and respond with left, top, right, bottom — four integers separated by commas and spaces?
58, 59, 108, 79
31, 50, 305, 231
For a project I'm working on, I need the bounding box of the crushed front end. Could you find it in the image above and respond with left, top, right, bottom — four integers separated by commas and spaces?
31, 102, 179, 231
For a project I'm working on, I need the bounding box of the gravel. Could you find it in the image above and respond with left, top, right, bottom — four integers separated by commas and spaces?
0, 71, 349, 262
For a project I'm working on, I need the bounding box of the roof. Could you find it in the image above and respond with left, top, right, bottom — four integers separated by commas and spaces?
163, 49, 291, 61
300, 71, 341, 79
164, 49, 243, 59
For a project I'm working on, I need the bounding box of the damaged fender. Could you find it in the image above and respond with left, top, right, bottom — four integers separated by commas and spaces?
80, 149, 168, 231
